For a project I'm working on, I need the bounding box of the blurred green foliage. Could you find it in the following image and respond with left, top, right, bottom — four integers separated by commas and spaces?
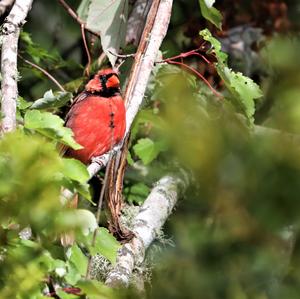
0, 131, 62, 233
144, 36, 300, 299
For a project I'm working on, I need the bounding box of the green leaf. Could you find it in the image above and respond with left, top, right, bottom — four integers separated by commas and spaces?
65, 263, 82, 286
131, 109, 161, 141
30, 90, 72, 110
217, 66, 263, 120
73, 209, 98, 235
61, 158, 89, 183
65, 244, 87, 285
17, 96, 33, 110
20, 32, 60, 64
199, 0, 222, 29
64, 77, 85, 94
88, 228, 120, 264
24, 110, 82, 149
68, 244, 88, 276
61, 158, 92, 202
127, 151, 134, 166
86, 0, 128, 66
200, 28, 227, 63
200, 29, 263, 121
53, 259, 67, 277
124, 182, 150, 205
133, 138, 165, 165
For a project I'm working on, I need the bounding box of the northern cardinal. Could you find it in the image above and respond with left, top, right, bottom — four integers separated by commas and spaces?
65, 68, 126, 164
60, 69, 126, 246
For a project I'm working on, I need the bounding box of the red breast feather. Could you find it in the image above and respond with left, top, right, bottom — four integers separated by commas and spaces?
66, 95, 126, 164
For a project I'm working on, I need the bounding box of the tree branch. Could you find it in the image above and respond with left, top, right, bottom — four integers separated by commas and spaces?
0, 0, 14, 16
1, 0, 34, 133
105, 174, 186, 287
126, 0, 152, 46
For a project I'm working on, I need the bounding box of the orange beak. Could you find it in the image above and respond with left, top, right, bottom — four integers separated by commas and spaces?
106, 74, 120, 88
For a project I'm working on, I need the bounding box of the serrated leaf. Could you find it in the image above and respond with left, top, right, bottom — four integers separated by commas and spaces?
200, 29, 263, 121
124, 182, 150, 205
30, 90, 72, 110
199, 0, 222, 29
86, 0, 128, 66
24, 110, 82, 150
217, 66, 263, 119
200, 29, 227, 63
133, 138, 165, 165
88, 228, 120, 264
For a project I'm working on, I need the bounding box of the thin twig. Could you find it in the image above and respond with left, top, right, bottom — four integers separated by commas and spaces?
108, 50, 136, 59
85, 154, 114, 279
154, 45, 223, 97
158, 47, 212, 64
167, 60, 223, 98
19, 55, 65, 92
81, 24, 91, 77
57, 0, 100, 37
109, 51, 135, 71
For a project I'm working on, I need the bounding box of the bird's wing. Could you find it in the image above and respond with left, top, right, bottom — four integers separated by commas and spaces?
58, 92, 89, 156
65, 91, 89, 125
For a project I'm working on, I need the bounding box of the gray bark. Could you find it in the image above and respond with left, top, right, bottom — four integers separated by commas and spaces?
1, 0, 34, 133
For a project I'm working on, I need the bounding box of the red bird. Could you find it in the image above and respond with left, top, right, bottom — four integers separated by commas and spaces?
65, 69, 126, 164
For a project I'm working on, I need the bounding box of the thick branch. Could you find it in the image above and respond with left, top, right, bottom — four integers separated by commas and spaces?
126, 0, 152, 46
87, 0, 173, 177
0, 0, 14, 16
105, 175, 185, 287
1, 0, 33, 133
